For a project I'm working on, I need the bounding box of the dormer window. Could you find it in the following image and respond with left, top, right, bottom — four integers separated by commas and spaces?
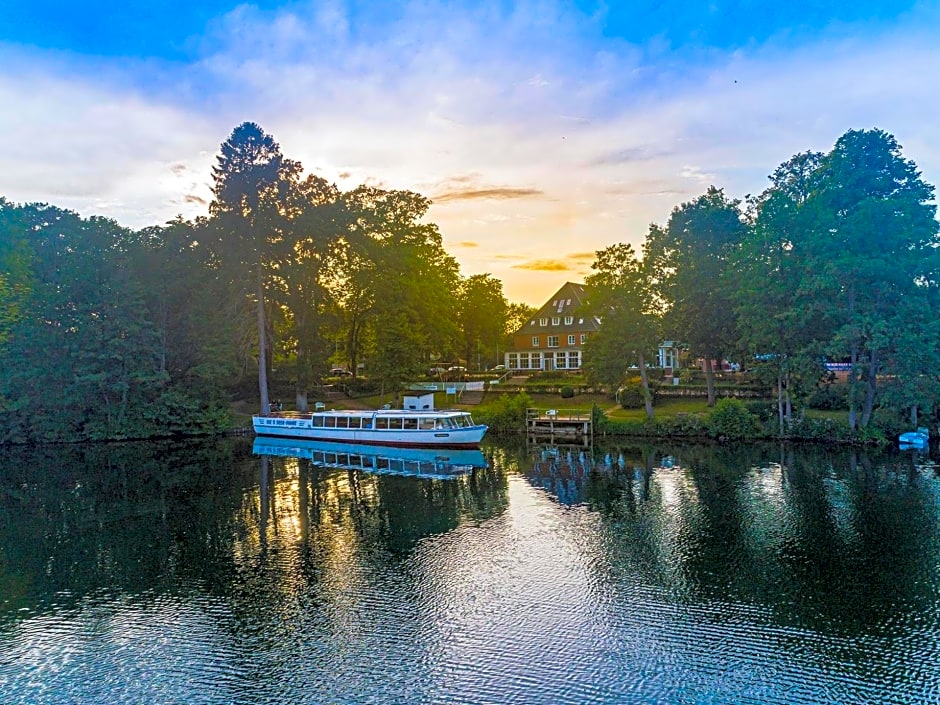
551, 317, 560, 325
540, 318, 548, 326
564, 316, 573, 325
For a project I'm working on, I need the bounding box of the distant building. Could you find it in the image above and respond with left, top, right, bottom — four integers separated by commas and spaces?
506, 282, 600, 371
657, 341, 682, 372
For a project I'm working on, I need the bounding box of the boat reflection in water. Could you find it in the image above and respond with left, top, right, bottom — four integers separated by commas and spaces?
252, 436, 488, 479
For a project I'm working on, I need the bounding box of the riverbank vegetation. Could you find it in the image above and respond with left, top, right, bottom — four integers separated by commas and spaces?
1, 123, 937, 443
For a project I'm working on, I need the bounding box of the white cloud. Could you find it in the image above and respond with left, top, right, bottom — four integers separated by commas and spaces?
0, 1, 938, 303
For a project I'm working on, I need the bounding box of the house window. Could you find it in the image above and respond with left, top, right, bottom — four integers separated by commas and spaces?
532, 336, 539, 347
540, 318, 548, 326
569, 351, 581, 368
580, 334, 587, 344
508, 353, 519, 369
531, 352, 542, 368
551, 317, 560, 325
547, 335, 559, 348
556, 352, 567, 369
568, 335, 576, 345
564, 316, 573, 325
566, 299, 571, 305
520, 352, 530, 369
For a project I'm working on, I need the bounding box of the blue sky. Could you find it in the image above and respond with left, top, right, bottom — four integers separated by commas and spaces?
1, 1, 937, 304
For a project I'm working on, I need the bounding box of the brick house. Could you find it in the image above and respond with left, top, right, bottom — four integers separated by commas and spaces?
506, 282, 600, 371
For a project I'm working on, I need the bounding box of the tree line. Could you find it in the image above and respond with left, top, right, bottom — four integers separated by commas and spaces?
582, 128, 940, 435
0, 123, 529, 443
1, 123, 936, 443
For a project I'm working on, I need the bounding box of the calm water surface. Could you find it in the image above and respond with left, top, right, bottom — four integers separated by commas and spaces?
1, 437, 939, 704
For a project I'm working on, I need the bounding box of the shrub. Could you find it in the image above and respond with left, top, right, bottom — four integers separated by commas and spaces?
708, 398, 759, 439
474, 392, 532, 434
560, 386, 574, 399
744, 400, 777, 421
617, 377, 659, 409
806, 384, 848, 410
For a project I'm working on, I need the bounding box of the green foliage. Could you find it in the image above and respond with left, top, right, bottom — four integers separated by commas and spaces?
645, 187, 747, 406
457, 274, 508, 372
744, 401, 777, 421
707, 398, 760, 439
617, 377, 659, 409
582, 243, 661, 402
806, 384, 848, 410
560, 385, 574, 399
617, 379, 646, 409
473, 393, 531, 434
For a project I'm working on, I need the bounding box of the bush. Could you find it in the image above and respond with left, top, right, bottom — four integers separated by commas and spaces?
708, 398, 760, 439
806, 384, 848, 410
342, 378, 381, 397
617, 377, 659, 409
560, 386, 574, 399
474, 392, 532, 434
744, 400, 777, 421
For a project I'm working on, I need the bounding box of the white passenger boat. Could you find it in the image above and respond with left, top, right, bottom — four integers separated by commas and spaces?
253, 437, 487, 479
252, 408, 487, 447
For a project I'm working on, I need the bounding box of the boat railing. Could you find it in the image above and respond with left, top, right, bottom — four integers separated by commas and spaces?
526, 408, 592, 422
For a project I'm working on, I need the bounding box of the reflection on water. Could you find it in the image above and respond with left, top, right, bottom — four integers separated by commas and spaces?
1, 438, 939, 703
253, 436, 489, 479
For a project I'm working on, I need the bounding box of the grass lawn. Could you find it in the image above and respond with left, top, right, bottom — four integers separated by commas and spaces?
607, 397, 712, 421
482, 391, 714, 421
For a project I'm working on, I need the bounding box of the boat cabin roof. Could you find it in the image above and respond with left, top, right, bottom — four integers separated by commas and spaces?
316, 409, 470, 418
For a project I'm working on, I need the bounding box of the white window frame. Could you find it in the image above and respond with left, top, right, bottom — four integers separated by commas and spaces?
547, 335, 559, 348
532, 336, 539, 347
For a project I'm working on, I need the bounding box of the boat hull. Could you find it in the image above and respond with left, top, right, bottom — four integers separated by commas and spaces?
899, 433, 929, 448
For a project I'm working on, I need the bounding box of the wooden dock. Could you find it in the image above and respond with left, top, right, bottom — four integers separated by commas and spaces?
526, 408, 592, 441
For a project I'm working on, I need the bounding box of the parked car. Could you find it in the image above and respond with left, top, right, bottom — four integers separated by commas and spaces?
428, 366, 447, 376
447, 365, 467, 372
330, 367, 352, 376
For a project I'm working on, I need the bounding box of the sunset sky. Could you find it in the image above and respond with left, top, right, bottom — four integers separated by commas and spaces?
1, 1, 938, 305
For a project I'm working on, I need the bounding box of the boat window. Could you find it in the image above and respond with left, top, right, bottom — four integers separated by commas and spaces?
325, 417, 337, 428
312, 416, 324, 427
403, 418, 418, 430
376, 417, 389, 430
419, 418, 435, 430
362, 418, 373, 429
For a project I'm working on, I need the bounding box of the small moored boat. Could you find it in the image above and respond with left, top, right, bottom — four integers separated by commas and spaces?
253, 408, 487, 448
899, 427, 929, 449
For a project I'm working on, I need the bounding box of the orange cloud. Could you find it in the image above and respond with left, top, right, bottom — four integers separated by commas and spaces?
433, 187, 542, 203
512, 259, 575, 272
455, 241, 479, 248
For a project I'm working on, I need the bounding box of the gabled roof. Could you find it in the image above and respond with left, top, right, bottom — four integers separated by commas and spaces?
514, 281, 601, 335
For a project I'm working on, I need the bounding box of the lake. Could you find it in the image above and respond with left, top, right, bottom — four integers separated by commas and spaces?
1, 437, 939, 704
